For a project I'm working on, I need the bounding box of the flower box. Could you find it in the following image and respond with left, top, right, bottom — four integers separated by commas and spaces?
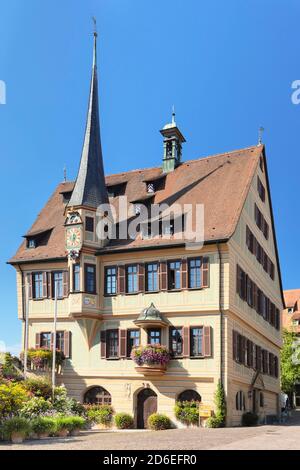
135, 364, 167, 376
131, 344, 170, 375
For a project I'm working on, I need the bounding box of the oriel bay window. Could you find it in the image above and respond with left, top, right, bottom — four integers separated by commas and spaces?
127, 329, 140, 357
168, 260, 181, 290
145, 263, 158, 292
126, 265, 138, 293
169, 327, 183, 357
85, 264, 96, 294
148, 328, 161, 345
105, 266, 117, 295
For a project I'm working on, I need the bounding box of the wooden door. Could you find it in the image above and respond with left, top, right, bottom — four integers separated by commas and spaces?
137, 388, 157, 429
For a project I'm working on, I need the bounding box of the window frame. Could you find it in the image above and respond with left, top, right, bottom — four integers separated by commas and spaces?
167, 260, 181, 291
85, 216, 94, 233
106, 329, 119, 359
169, 326, 183, 358
126, 264, 139, 294
190, 326, 204, 358
127, 329, 140, 358
104, 266, 117, 296
73, 264, 80, 292
145, 262, 159, 293
147, 328, 161, 345
52, 271, 64, 298
33, 272, 43, 299
188, 258, 202, 289
84, 263, 96, 294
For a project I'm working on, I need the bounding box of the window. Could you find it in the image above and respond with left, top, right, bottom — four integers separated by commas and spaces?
178, 390, 201, 402
85, 264, 96, 294
105, 266, 117, 295
255, 345, 262, 371
147, 183, 155, 193
127, 330, 140, 357
148, 328, 161, 345
288, 307, 294, 314
40, 332, 51, 349
170, 327, 183, 357
56, 331, 65, 352
188, 258, 201, 289
28, 239, 36, 249
126, 265, 138, 293
254, 204, 269, 240
53, 271, 63, 298
190, 327, 203, 357
260, 156, 264, 172
260, 392, 264, 407
236, 391, 245, 411
262, 350, 269, 374
33, 273, 43, 299
73, 264, 80, 292
257, 176, 266, 202
84, 386, 111, 405
85, 216, 94, 232
107, 330, 119, 358
145, 263, 158, 292
168, 261, 181, 290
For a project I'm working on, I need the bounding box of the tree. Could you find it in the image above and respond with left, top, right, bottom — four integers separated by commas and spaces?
280, 329, 300, 395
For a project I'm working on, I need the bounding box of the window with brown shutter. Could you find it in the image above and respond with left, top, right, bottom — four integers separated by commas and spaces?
201, 257, 209, 288
63, 331, 71, 358
47, 272, 52, 298
274, 356, 279, 378
256, 345, 262, 371
27, 273, 33, 299
35, 333, 41, 349
159, 261, 168, 290
138, 264, 145, 292
257, 176, 266, 202
42, 272, 47, 298
100, 330, 106, 358
203, 326, 212, 357
63, 271, 69, 297
117, 265, 125, 294
181, 259, 188, 289
182, 326, 190, 357
232, 330, 238, 360
119, 329, 127, 358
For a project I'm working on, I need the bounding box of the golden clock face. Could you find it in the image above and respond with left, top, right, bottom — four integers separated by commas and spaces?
66, 226, 82, 250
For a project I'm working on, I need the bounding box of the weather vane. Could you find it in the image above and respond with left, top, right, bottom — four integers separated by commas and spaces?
258, 126, 264, 145
172, 105, 176, 124
92, 16, 97, 37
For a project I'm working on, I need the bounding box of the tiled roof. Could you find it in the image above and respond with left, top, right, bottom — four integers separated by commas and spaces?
9, 145, 263, 264
284, 289, 300, 308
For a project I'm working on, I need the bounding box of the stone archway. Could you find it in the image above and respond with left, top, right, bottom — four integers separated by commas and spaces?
177, 389, 201, 402
137, 388, 157, 429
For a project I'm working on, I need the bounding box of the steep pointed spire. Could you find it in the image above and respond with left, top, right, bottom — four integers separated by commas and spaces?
69, 27, 108, 209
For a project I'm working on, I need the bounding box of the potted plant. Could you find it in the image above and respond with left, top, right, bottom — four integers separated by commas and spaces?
131, 344, 170, 376
2, 417, 31, 444
86, 404, 114, 429
31, 416, 56, 439
67, 416, 86, 436
54, 416, 70, 437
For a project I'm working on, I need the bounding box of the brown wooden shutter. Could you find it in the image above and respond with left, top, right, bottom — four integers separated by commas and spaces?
159, 261, 168, 291
47, 272, 52, 298
201, 257, 209, 288
182, 326, 190, 357
35, 333, 41, 349
119, 329, 127, 358
249, 341, 254, 367
118, 265, 125, 294
50, 333, 54, 351
27, 273, 33, 299
63, 271, 69, 297
246, 226, 251, 249
42, 272, 47, 298
100, 330, 107, 358
181, 259, 188, 289
232, 330, 238, 360
138, 264, 145, 292
203, 326, 212, 357
236, 265, 241, 295
64, 331, 71, 358
241, 336, 246, 364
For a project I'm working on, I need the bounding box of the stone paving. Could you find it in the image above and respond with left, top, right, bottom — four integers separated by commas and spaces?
1, 412, 300, 451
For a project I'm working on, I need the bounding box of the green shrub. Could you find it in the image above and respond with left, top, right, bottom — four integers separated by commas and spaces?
114, 413, 134, 429
147, 413, 172, 431
66, 416, 86, 431
55, 416, 72, 433
86, 404, 114, 426
242, 412, 258, 427
174, 400, 199, 425
23, 378, 52, 399
20, 396, 53, 419
31, 416, 56, 436
1, 417, 31, 440
0, 381, 29, 417
206, 416, 225, 428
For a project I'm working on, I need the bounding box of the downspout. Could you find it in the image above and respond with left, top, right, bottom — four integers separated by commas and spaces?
217, 243, 223, 386
17, 264, 26, 351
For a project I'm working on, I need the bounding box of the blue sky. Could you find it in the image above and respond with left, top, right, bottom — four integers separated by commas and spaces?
0, 0, 299, 351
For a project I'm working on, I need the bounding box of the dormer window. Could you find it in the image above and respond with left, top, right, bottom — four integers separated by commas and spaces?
147, 183, 155, 193
288, 307, 294, 314
28, 239, 36, 249
106, 182, 127, 198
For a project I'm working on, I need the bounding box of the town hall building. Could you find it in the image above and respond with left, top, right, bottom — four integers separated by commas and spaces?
9, 31, 284, 427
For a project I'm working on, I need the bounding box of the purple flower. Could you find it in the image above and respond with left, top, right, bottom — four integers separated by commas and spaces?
131, 344, 170, 366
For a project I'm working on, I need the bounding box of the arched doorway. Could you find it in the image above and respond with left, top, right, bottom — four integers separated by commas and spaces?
137, 388, 157, 429
178, 389, 201, 402
83, 386, 112, 405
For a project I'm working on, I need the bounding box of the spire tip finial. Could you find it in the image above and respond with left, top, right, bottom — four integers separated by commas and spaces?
92, 16, 98, 38
172, 105, 175, 124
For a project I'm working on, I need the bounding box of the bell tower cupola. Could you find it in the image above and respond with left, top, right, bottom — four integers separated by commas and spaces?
160, 107, 186, 173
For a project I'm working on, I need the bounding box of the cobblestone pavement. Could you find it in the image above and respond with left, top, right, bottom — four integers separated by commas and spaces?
1, 413, 300, 451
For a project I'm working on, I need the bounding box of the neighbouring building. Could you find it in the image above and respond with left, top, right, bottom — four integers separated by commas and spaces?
282, 289, 300, 407
8, 32, 284, 427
